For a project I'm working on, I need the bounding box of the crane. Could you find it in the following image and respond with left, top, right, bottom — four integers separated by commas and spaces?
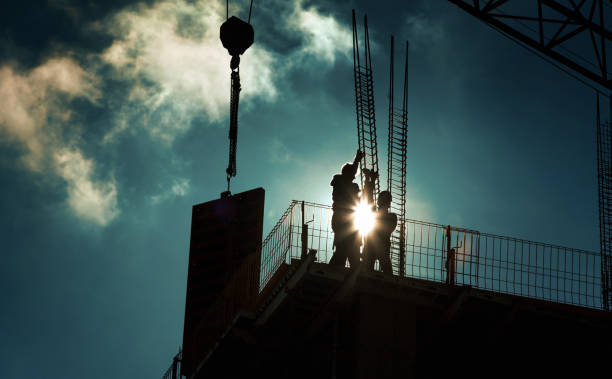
447, 0, 612, 310
219, 1, 254, 196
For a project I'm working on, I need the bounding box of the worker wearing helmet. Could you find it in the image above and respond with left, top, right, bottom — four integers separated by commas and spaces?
329, 150, 364, 268
364, 190, 397, 274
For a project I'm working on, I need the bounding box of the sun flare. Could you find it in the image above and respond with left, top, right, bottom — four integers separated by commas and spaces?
354, 200, 375, 235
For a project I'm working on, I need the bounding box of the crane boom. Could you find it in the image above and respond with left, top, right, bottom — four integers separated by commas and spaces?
447, 0, 612, 91
448, 0, 612, 310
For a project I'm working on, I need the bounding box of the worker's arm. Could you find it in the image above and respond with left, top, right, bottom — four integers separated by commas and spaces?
353, 150, 364, 166
344, 150, 364, 179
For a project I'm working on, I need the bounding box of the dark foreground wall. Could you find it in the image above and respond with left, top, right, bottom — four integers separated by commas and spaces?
194, 259, 612, 378
181, 188, 264, 377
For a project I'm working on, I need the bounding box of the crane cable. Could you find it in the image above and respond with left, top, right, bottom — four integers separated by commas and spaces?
223, 0, 255, 194
226, 68, 240, 190
227, 0, 254, 23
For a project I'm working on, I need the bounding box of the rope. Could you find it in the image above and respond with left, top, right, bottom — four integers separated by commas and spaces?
248, 0, 254, 23
227, 0, 255, 23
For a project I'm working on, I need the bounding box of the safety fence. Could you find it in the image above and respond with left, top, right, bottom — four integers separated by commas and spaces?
162, 349, 182, 379
167, 200, 605, 377
259, 201, 604, 310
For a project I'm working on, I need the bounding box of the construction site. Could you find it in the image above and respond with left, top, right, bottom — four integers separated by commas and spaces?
164, 2, 612, 378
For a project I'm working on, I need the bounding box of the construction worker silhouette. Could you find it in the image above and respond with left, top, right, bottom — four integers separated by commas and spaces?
364, 190, 397, 274
329, 150, 364, 268
361, 168, 377, 207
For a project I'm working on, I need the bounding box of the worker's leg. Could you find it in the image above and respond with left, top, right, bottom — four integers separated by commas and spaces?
346, 232, 362, 268
330, 213, 352, 267
362, 244, 375, 271
329, 250, 347, 266
380, 253, 393, 274
329, 236, 348, 267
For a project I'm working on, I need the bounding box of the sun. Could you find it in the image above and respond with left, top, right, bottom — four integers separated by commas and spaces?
354, 200, 375, 235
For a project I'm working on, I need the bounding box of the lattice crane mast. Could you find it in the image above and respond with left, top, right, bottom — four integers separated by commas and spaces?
447, 0, 612, 310
353, 10, 381, 203
387, 37, 409, 277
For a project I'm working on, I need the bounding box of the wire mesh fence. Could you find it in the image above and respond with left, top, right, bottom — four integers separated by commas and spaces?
259, 201, 604, 310
259, 203, 295, 292
162, 349, 182, 379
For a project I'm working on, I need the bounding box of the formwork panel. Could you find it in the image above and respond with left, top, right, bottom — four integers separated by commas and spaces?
181, 188, 264, 377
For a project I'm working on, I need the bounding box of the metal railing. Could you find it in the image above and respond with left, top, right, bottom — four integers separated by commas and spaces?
162, 349, 182, 379
259, 201, 605, 310
259, 202, 296, 291
167, 200, 606, 377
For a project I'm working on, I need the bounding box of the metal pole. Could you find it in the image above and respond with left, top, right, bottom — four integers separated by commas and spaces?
446, 225, 455, 286
171, 355, 178, 379
301, 201, 308, 259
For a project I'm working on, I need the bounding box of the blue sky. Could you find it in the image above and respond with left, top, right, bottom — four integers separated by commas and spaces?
0, 0, 604, 377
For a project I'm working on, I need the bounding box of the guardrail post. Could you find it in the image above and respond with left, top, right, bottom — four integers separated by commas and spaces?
171, 354, 178, 379
301, 201, 308, 259
446, 225, 455, 286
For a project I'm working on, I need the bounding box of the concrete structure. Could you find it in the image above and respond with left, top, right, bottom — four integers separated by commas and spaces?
170, 197, 612, 379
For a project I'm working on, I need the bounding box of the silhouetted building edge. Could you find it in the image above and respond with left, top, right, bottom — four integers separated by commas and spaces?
181, 188, 264, 377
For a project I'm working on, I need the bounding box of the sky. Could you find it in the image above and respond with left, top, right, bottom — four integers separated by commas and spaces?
0, 0, 606, 377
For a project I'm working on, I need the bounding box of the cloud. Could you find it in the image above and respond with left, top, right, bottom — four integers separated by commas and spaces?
287, 2, 352, 64
0, 57, 118, 226
99, 0, 353, 142
402, 13, 446, 54
0, 58, 98, 169
100, 0, 276, 142
404, 13, 444, 44
151, 178, 190, 204
54, 149, 119, 225
0, 0, 355, 225
268, 138, 291, 163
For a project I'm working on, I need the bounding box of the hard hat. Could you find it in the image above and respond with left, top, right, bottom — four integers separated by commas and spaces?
341, 163, 354, 177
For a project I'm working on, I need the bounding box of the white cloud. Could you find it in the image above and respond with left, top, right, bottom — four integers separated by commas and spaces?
0, 58, 118, 226
288, 2, 352, 63
99, 0, 353, 143
54, 149, 119, 226
0, 0, 355, 225
100, 0, 276, 142
0, 58, 98, 169
151, 178, 190, 204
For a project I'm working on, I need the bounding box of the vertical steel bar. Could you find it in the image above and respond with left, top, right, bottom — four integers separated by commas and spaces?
600, 0, 607, 80
538, 0, 544, 45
